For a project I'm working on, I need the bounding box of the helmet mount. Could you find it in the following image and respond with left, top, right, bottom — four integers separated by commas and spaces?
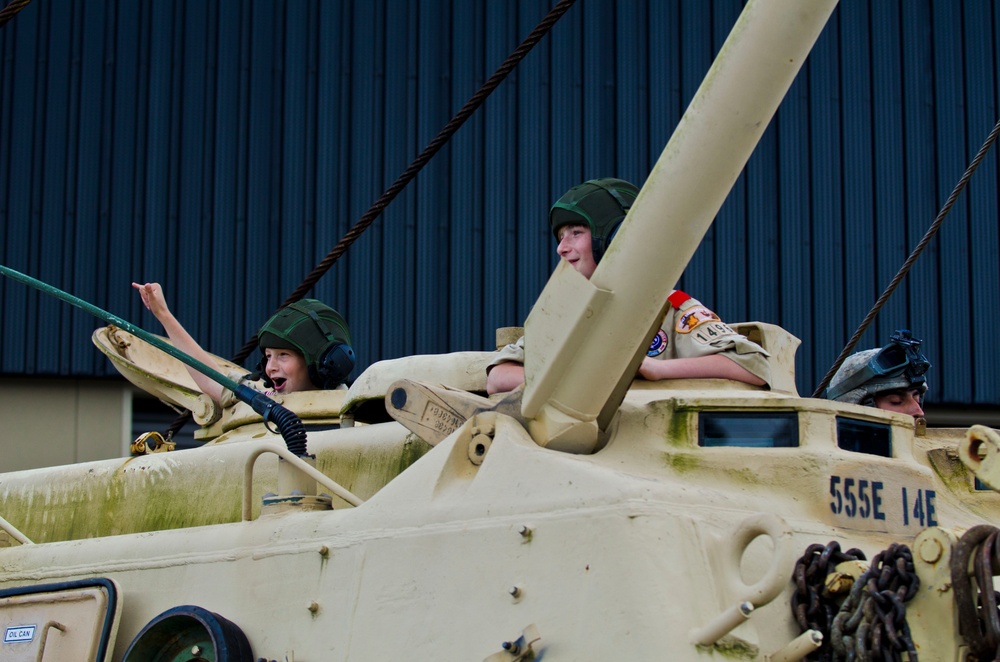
824, 329, 930, 405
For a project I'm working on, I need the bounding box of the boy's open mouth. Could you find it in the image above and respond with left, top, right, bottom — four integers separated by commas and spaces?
272, 377, 287, 390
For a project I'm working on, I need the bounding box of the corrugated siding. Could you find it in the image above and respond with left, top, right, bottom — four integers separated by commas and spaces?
1, 0, 998, 405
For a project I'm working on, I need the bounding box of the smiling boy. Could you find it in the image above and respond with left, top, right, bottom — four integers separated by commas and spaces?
486, 178, 772, 395
133, 282, 354, 403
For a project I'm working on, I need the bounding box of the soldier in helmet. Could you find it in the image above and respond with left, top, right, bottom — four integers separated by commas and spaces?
133, 282, 354, 404
823, 330, 930, 418
486, 178, 772, 394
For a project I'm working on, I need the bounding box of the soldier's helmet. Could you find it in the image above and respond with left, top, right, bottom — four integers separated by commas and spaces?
549, 178, 638, 263
824, 330, 930, 406
256, 299, 355, 389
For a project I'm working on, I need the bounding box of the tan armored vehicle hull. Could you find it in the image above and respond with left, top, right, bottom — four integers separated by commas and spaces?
2, 360, 996, 660
3, 1, 999, 660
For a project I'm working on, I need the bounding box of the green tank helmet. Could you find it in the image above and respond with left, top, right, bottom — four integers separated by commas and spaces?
824, 330, 930, 407
256, 299, 355, 389
549, 178, 639, 263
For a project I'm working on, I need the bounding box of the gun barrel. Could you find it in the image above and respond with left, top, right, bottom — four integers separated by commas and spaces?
523, 0, 840, 450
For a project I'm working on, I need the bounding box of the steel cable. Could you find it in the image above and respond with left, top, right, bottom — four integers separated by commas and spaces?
813, 116, 1000, 397
167, 0, 578, 438
0, 0, 31, 29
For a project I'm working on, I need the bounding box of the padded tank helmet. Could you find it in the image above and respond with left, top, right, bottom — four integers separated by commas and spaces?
256, 299, 355, 390
824, 330, 930, 407
549, 178, 638, 263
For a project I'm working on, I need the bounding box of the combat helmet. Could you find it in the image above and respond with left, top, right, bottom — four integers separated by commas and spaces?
824, 329, 930, 406
549, 178, 638, 263
256, 299, 355, 389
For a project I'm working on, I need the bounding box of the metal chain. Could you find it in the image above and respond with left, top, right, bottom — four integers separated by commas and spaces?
952, 525, 1000, 660
830, 543, 919, 662
791, 541, 868, 661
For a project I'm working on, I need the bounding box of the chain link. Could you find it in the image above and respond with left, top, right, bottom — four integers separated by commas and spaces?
797, 528, 1000, 661
791, 542, 867, 661
792, 542, 919, 661
830, 543, 919, 662
952, 524, 1000, 660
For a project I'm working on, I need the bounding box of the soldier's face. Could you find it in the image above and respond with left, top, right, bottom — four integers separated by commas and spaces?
556, 224, 598, 279
873, 388, 924, 418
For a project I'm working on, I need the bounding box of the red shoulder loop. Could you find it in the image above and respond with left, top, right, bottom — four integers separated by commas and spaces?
667, 290, 692, 309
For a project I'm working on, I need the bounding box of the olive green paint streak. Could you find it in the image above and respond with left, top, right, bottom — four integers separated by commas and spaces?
4, 439, 432, 544
664, 408, 693, 448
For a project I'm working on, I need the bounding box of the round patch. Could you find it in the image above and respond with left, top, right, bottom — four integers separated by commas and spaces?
648, 330, 668, 357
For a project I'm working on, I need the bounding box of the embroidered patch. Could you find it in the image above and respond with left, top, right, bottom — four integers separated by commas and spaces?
675, 306, 721, 334
692, 322, 738, 344
648, 329, 668, 357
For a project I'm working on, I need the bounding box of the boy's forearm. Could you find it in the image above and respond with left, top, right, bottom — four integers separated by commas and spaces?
486, 362, 526, 395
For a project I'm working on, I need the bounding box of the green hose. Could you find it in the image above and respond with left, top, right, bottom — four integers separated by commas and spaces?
1, 264, 240, 391
0, 264, 310, 455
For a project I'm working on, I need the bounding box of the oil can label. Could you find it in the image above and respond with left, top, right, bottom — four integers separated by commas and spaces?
4, 625, 35, 643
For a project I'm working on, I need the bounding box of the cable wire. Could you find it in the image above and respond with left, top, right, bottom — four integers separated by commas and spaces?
812, 117, 1000, 397
167, 0, 578, 437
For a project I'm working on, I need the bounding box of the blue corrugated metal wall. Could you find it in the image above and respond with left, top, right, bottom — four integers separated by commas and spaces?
1, 0, 998, 405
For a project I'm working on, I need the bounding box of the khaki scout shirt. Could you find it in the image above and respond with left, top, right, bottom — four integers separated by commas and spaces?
488, 290, 771, 387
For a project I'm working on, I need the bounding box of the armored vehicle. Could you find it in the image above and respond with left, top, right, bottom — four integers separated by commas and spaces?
3, 1, 1000, 660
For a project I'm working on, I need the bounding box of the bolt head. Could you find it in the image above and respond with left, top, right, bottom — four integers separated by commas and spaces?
918, 536, 944, 564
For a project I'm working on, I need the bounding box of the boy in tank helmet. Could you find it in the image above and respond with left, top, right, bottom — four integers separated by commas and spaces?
133, 282, 354, 405
823, 330, 929, 418
486, 178, 772, 395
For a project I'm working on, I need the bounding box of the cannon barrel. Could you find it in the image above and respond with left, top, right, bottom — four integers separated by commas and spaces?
522, 0, 840, 452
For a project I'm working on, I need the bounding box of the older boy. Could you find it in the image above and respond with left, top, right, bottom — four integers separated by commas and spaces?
486, 178, 771, 394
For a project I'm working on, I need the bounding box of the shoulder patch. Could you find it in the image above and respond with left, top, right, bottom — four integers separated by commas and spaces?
675, 306, 721, 334
648, 329, 669, 357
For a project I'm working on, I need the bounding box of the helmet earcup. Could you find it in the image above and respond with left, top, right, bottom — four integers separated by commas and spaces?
254, 354, 274, 389
592, 216, 625, 263
308, 342, 356, 389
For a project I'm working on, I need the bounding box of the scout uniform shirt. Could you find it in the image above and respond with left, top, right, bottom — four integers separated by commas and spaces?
488, 290, 772, 387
